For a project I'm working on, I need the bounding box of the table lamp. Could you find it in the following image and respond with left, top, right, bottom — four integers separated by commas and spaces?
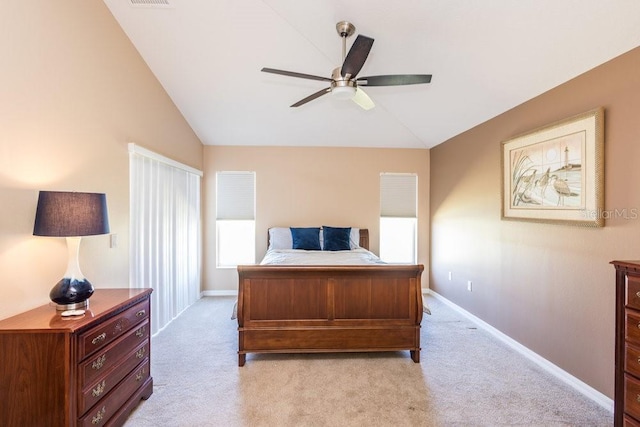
33, 191, 110, 310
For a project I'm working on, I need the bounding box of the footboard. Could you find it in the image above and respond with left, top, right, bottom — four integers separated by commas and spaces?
237, 264, 424, 366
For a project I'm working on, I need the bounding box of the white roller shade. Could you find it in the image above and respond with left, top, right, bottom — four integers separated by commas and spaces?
216, 172, 255, 220
380, 173, 417, 218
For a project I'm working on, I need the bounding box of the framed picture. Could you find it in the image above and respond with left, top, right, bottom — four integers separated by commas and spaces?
501, 108, 604, 226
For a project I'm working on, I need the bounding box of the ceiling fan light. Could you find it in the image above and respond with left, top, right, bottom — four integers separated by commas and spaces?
332, 85, 356, 100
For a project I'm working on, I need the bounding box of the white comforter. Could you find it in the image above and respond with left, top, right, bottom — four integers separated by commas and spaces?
260, 248, 387, 266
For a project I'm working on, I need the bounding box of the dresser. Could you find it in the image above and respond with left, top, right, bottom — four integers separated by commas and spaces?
0, 288, 153, 427
613, 261, 640, 427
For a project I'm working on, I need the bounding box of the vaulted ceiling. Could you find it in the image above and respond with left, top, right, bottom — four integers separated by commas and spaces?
103, 0, 640, 149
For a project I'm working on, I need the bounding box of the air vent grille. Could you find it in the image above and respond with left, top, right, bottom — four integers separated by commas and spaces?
129, 0, 172, 8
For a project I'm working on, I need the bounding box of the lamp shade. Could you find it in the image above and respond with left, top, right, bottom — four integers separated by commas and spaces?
33, 191, 110, 237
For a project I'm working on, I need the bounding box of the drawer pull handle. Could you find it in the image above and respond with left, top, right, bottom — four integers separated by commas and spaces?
637, 394, 640, 403
136, 310, 146, 317
91, 380, 106, 397
136, 348, 146, 359
92, 354, 107, 370
113, 320, 125, 333
92, 406, 106, 425
136, 368, 146, 381
636, 291, 640, 298
91, 333, 106, 345
136, 327, 145, 338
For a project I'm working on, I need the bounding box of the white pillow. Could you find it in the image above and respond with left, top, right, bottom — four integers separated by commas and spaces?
268, 227, 293, 250
350, 228, 360, 249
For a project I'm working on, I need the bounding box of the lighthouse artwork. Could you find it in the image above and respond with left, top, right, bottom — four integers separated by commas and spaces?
509, 131, 584, 208
501, 108, 604, 226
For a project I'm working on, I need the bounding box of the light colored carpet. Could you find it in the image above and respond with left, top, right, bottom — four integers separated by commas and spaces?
124, 295, 612, 426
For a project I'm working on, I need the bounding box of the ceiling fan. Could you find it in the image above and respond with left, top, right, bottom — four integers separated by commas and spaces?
261, 21, 432, 110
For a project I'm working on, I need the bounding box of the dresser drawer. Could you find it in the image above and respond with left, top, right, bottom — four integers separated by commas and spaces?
626, 374, 640, 422
79, 359, 150, 427
79, 299, 149, 359
78, 338, 150, 415
627, 311, 640, 346
627, 344, 640, 379
80, 319, 149, 388
628, 277, 640, 311
624, 414, 640, 426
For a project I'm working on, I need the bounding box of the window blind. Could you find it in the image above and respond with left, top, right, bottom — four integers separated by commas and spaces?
129, 144, 202, 335
216, 172, 255, 220
380, 173, 417, 218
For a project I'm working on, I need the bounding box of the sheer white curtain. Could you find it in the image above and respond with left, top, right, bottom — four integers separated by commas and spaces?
129, 144, 202, 335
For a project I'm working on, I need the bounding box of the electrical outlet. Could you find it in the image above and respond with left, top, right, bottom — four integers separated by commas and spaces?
467, 281, 472, 292
110, 233, 118, 249
448, 271, 452, 281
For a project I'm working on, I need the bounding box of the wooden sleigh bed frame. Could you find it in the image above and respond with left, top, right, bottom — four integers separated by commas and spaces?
236, 229, 424, 366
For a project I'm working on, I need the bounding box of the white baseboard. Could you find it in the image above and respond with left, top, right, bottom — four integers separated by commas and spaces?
427, 290, 613, 412
201, 290, 237, 297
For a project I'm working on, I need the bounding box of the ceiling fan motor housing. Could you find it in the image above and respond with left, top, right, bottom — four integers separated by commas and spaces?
331, 67, 356, 99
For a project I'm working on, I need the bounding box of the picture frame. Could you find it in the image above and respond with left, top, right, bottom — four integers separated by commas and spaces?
501, 108, 604, 226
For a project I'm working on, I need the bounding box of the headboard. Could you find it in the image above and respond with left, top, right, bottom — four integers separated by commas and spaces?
267, 228, 369, 250
358, 229, 369, 250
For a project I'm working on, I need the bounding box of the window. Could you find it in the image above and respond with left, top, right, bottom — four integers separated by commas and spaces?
380, 173, 417, 264
216, 171, 255, 267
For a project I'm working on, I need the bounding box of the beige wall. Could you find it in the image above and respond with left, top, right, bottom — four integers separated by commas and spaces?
203, 146, 430, 291
0, 1, 203, 320
430, 46, 640, 398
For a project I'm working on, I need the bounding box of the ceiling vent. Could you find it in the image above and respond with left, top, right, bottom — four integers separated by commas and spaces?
129, 0, 173, 8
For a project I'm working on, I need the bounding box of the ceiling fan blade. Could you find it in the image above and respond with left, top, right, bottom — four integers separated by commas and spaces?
291, 87, 332, 107
357, 74, 432, 86
352, 87, 375, 110
341, 35, 374, 79
262, 68, 332, 82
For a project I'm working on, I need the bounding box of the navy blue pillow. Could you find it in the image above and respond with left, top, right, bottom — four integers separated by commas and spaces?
290, 227, 321, 250
323, 226, 351, 251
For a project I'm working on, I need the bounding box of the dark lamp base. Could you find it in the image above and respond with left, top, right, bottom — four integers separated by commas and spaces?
50, 278, 94, 311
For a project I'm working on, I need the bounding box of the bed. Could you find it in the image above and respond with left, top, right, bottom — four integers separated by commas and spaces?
236, 227, 425, 366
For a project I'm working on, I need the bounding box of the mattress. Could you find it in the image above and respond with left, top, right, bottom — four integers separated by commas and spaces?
260, 248, 387, 266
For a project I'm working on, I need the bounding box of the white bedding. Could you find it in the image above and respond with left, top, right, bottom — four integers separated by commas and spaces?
260, 248, 386, 266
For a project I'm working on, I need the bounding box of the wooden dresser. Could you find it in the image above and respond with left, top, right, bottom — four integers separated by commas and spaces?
0, 288, 153, 427
613, 261, 640, 427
